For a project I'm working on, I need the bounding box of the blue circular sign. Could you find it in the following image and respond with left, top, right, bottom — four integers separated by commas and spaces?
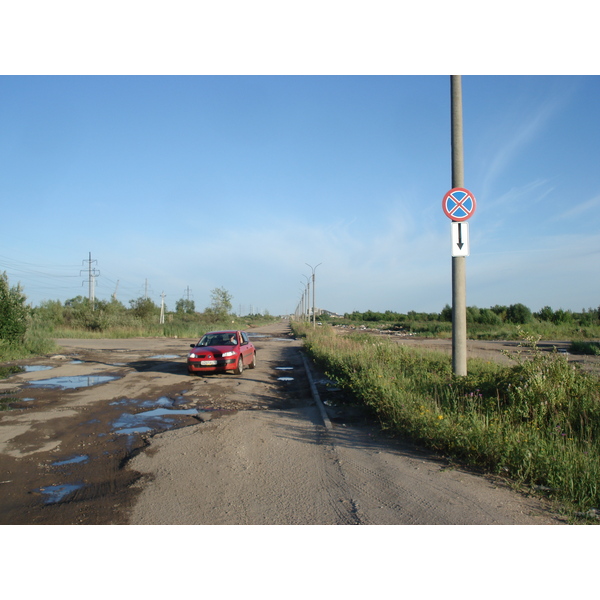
442, 188, 476, 221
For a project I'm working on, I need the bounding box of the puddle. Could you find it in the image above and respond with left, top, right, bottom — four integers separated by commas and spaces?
37, 483, 85, 504
23, 365, 54, 372
272, 338, 295, 342
277, 377, 294, 381
275, 367, 294, 370
110, 396, 175, 408
52, 455, 89, 466
70, 360, 84, 364
28, 375, 119, 389
112, 407, 200, 435
148, 354, 180, 359
248, 334, 269, 338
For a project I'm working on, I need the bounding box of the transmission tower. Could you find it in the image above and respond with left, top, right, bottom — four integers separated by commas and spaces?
81, 252, 100, 310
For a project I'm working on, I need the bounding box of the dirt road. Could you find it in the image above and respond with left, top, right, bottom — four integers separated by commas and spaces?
0, 322, 565, 524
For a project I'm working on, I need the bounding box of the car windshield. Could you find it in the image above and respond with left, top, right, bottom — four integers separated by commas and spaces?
198, 333, 237, 346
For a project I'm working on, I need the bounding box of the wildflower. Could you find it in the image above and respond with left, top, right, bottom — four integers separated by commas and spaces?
438, 415, 444, 420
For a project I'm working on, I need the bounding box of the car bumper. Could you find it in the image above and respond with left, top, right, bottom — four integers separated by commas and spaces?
187, 358, 236, 373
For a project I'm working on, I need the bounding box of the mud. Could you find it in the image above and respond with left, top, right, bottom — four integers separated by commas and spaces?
0, 328, 305, 524
0, 323, 577, 525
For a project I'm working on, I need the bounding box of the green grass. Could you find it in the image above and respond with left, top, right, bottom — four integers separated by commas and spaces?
295, 323, 600, 515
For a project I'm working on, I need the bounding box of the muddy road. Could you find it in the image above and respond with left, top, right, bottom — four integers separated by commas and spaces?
1, 322, 564, 525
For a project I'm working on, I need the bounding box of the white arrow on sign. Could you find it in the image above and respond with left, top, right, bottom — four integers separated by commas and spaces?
451, 221, 470, 257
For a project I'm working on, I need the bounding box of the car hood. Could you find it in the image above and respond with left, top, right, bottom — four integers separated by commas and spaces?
190, 344, 237, 354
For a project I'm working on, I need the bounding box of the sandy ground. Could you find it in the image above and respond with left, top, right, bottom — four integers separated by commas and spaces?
0, 322, 577, 524
127, 323, 565, 525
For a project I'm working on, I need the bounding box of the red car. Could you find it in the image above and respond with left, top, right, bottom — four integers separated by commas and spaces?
187, 330, 256, 375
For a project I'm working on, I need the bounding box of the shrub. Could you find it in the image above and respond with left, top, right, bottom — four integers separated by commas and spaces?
506, 303, 533, 324
0, 272, 28, 344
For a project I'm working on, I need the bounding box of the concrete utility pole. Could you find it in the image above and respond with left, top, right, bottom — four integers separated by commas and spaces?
81, 252, 100, 310
451, 75, 467, 376
159, 292, 166, 324
306, 263, 322, 328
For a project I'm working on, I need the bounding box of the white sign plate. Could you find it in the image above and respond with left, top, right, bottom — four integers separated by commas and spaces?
451, 221, 470, 257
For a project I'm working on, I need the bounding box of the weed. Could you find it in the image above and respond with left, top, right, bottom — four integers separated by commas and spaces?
294, 322, 600, 513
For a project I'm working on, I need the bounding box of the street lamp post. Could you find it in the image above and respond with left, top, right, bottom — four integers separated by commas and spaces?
305, 263, 322, 328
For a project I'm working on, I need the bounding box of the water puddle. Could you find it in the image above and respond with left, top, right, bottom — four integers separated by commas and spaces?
148, 354, 180, 359
70, 360, 84, 364
277, 377, 294, 381
110, 396, 178, 408
23, 365, 54, 372
275, 367, 294, 370
37, 483, 85, 504
272, 338, 295, 342
52, 455, 89, 466
112, 407, 199, 435
28, 375, 119, 389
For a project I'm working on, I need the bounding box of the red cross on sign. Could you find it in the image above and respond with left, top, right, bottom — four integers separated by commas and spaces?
442, 187, 476, 221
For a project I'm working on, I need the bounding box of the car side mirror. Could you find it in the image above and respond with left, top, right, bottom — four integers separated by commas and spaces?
190, 344, 195, 348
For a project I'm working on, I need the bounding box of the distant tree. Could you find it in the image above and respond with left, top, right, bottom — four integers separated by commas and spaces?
440, 304, 452, 322
35, 299, 65, 326
129, 297, 159, 320
209, 287, 232, 319
534, 306, 554, 322
551, 308, 573, 325
477, 308, 502, 325
65, 295, 90, 310
176, 298, 196, 314
0, 272, 28, 343
506, 303, 533, 324
466, 306, 481, 323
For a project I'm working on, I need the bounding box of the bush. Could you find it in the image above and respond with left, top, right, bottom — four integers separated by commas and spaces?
0, 272, 28, 344
506, 303, 533, 324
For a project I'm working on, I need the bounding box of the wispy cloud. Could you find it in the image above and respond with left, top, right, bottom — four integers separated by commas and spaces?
481, 90, 571, 197
554, 193, 600, 221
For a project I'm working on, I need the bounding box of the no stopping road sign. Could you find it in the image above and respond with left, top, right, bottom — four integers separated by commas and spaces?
442, 187, 476, 221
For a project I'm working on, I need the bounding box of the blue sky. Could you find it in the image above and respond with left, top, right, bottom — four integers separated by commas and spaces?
1, 74, 599, 316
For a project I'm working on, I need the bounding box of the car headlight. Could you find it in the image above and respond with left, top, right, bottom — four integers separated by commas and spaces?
189, 353, 197, 358
221, 351, 236, 357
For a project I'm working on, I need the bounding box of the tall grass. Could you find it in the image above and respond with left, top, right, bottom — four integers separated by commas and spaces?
40, 318, 276, 340
0, 318, 58, 361
295, 323, 600, 513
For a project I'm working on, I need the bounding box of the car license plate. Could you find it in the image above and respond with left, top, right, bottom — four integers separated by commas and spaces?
201, 360, 217, 366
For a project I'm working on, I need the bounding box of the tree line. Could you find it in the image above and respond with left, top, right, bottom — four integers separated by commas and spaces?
0, 271, 242, 343
340, 303, 600, 327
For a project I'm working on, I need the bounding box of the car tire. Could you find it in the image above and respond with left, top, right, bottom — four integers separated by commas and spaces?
249, 352, 256, 369
234, 355, 244, 375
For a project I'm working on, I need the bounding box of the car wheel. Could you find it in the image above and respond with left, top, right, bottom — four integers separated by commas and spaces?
249, 352, 256, 369
234, 355, 244, 375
